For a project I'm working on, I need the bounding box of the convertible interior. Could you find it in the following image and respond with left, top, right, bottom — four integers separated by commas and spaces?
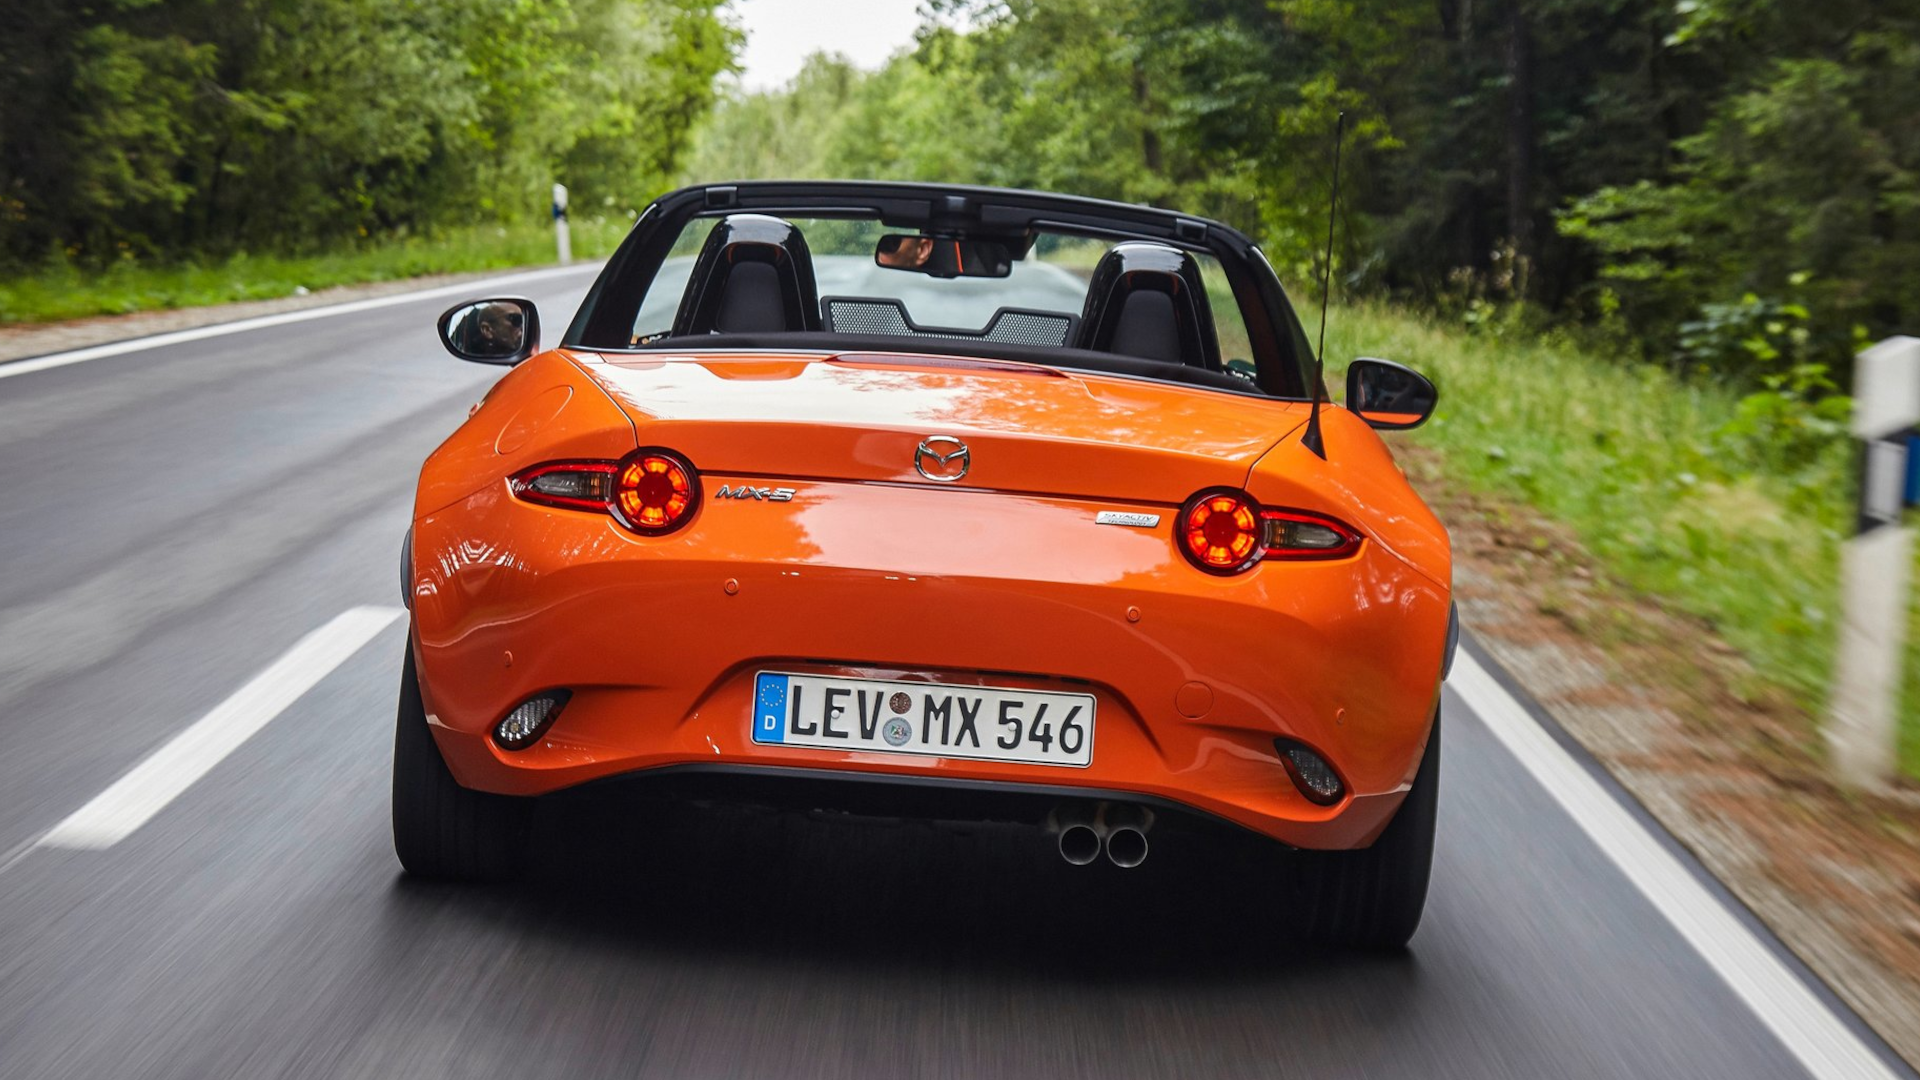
625, 213, 1265, 397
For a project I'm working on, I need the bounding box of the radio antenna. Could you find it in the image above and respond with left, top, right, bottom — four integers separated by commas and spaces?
1302, 110, 1345, 460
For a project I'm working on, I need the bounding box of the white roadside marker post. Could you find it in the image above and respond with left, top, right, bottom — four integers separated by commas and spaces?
552, 182, 572, 266
1829, 336, 1920, 786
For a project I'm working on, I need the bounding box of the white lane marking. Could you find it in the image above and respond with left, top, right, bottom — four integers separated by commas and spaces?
1450, 651, 1903, 1080
37, 606, 405, 850
0, 263, 600, 381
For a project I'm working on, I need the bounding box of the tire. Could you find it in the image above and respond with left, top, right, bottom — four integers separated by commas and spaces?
1299, 705, 1440, 950
391, 639, 531, 881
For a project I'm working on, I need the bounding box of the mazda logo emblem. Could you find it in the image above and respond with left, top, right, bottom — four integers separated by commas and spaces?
914, 436, 970, 482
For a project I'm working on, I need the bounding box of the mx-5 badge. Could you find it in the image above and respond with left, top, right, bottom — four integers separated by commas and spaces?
714, 484, 796, 502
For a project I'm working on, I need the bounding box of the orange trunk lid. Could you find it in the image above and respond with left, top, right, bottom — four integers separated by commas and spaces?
575, 350, 1310, 504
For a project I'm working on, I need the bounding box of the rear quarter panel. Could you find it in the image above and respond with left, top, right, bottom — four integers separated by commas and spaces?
1246, 405, 1452, 787
413, 350, 637, 520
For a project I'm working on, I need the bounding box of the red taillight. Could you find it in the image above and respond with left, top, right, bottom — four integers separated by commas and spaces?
1182, 490, 1263, 572
611, 449, 699, 534
508, 449, 700, 535
1178, 489, 1363, 573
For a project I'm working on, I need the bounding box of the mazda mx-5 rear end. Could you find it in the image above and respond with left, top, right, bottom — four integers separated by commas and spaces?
394, 182, 1452, 950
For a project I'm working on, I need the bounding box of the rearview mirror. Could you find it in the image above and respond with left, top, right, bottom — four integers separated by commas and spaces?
1345, 357, 1436, 430
875, 233, 1013, 278
438, 297, 539, 365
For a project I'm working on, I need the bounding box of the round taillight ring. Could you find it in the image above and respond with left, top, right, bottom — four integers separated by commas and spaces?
1178, 487, 1265, 575
610, 447, 701, 535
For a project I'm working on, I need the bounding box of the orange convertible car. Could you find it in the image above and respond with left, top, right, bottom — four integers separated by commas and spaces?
397, 181, 1453, 947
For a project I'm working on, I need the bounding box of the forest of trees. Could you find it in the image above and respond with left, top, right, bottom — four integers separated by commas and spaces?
0, 0, 735, 269
5, 0, 1916, 383
683, 0, 1920, 381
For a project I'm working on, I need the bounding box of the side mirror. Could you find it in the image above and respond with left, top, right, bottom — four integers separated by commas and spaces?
1345, 357, 1436, 430
438, 298, 539, 365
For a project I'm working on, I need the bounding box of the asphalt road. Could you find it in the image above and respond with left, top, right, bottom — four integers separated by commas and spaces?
0, 266, 1907, 1079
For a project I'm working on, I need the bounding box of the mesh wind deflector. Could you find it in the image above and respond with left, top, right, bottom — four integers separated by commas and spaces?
821, 298, 1075, 347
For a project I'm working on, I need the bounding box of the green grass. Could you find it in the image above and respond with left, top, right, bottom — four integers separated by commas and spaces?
1318, 301, 1920, 778
0, 217, 636, 325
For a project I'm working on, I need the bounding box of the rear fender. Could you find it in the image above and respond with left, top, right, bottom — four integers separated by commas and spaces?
1244, 406, 1449, 591
414, 350, 637, 519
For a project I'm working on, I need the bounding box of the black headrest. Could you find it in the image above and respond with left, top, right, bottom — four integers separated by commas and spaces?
1075, 242, 1219, 370
672, 214, 820, 335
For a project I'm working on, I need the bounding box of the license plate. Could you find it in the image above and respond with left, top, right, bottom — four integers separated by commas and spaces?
751, 672, 1095, 768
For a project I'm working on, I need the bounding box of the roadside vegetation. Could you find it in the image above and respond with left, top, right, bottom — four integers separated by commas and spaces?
1316, 305, 1916, 771
686, 0, 1920, 378
0, 218, 635, 324
0, 0, 735, 311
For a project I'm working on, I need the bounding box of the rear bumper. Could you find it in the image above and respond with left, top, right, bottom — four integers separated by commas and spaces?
550, 762, 1282, 839
408, 479, 1448, 850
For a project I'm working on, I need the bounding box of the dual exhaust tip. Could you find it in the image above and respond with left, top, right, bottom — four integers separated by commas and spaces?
1051, 804, 1152, 869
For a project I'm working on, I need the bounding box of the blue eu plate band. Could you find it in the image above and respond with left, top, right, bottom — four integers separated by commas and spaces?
754, 673, 788, 744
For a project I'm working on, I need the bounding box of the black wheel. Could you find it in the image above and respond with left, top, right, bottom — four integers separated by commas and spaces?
392, 638, 531, 881
1299, 705, 1440, 950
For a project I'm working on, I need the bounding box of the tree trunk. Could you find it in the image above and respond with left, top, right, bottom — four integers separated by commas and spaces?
1505, 0, 1536, 287
1133, 60, 1163, 184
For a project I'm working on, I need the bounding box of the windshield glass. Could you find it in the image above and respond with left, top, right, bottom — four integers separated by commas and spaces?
629, 215, 1253, 368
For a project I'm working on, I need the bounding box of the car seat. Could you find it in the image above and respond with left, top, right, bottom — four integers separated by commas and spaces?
1075, 242, 1219, 370
672, 214, 821, 335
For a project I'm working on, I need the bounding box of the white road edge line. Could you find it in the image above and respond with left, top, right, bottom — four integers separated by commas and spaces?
37, 606, 405, 850
1449, 650, 1903, 1080
0, 262, 600, 381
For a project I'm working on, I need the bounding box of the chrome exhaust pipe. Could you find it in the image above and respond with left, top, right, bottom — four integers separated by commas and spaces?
1058, 824, 1101, 866
1048, 804, 1107, 866
1104, 826, 1148, 868
1101, 804, 1154, 868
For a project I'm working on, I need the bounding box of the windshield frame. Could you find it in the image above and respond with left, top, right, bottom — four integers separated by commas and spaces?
564, 181, 1316, 400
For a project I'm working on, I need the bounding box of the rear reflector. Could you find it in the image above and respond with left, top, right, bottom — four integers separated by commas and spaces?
1276, 739, 1345, 805
494, 691, 571, 751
